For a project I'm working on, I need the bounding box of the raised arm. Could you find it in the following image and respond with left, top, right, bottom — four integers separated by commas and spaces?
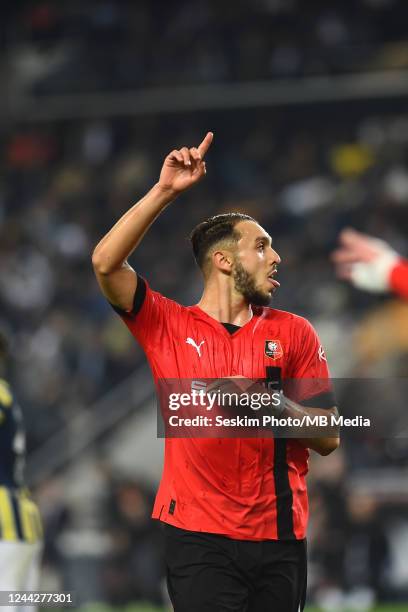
92, 132, 213, 311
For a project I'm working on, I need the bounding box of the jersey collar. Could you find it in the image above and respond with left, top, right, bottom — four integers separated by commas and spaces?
189, 304, 261, 338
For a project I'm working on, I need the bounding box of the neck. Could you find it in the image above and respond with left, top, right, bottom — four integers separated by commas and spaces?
197, 276, 253, 326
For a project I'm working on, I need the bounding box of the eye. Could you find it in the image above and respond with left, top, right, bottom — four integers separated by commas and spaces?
257, 243, 265, 251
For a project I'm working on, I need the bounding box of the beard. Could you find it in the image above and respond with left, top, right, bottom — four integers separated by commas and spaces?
233, 261, 272, 306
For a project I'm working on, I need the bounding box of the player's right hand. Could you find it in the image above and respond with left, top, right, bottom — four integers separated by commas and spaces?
157, 132, 213, 196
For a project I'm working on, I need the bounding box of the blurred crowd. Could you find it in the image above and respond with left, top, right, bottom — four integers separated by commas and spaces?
3, 0, 408, 96
38, 472, 166, 607
3, 105, 408, 453
1, 102, 405, 609
1, 1, 408, 610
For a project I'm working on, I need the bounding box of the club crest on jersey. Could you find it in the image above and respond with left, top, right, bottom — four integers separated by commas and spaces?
264, 339, 283, 360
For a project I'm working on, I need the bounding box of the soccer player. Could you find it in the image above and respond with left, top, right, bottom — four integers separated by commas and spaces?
92, 133, 340, 612
332, 228, 408, 299
0, 331, 43, 610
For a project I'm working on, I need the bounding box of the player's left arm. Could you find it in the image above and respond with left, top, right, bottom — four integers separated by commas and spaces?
207, 375, 339, 455
287, 319, 340, 456
278, 396, 339, 456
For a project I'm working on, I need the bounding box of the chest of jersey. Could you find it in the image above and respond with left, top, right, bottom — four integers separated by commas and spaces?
149, 309, 293, 381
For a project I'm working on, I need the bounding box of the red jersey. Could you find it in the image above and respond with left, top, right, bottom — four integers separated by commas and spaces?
112, 277, 334, 541
390, 259, 408, 299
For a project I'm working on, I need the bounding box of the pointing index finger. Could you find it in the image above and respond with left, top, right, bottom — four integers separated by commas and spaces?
197, 132, 214, 158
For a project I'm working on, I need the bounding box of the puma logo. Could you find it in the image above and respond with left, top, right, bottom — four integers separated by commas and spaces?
186, 337, 205, 357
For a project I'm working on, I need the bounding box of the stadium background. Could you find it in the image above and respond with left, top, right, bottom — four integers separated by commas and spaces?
1, 1, 408, 610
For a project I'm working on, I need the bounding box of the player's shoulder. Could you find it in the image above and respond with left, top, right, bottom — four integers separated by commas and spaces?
143, 278, 187, 308
259, 306, 314, 331
117, 276, 186, 320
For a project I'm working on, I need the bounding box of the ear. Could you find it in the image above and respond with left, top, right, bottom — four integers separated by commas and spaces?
212, 249, 233, 273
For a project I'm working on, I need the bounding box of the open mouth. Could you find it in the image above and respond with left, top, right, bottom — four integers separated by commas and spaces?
267, 271, 280, 288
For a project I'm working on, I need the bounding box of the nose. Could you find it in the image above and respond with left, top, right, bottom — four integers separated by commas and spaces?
271, 248, 281, 265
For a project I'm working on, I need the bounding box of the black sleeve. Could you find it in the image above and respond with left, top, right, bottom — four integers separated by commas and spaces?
109, 276, 147, 319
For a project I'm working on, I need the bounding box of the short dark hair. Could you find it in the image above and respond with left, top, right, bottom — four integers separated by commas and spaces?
190, 212, 256, 271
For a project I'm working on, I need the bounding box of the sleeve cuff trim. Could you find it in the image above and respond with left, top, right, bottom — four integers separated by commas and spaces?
110, 276, 147, 318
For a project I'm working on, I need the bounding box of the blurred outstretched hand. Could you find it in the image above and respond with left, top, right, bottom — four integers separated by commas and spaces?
331, 228, 399, 293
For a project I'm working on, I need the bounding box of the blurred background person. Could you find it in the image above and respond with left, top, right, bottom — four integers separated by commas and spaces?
103, 479, 164, 607
0, 329, 43, 609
